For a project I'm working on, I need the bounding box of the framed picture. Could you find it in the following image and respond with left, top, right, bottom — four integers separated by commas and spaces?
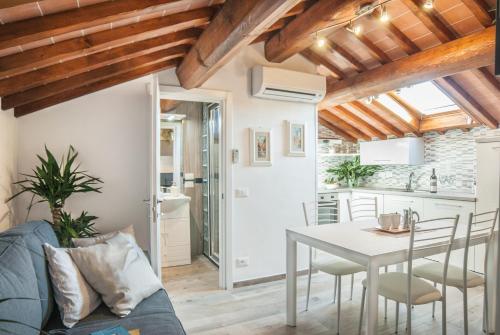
285, 121, 306, 157
249, 128, 272, 166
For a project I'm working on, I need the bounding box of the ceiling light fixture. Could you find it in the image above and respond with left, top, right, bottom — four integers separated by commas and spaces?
346, 21, 362, 36
315, 33, 327, 48
379, 5, 390, 22
423, 0, 434, 9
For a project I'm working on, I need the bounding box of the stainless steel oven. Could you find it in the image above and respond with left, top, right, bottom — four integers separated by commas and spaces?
317, 191, 340, 225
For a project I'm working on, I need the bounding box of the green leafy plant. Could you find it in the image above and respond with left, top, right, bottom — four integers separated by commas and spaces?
7, 146, 103, 227
55, 211, 98, 247
327, 156, 381, 187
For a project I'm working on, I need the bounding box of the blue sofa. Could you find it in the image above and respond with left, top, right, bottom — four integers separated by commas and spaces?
0, 221, 186, 335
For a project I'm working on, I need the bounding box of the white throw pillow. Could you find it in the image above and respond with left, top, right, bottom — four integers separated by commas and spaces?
43, 244, 101, 328
72, 225, 136, 247
69, 233, 163, 317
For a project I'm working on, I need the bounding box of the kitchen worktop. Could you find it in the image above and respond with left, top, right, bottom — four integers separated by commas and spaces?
318, 186, 476, 202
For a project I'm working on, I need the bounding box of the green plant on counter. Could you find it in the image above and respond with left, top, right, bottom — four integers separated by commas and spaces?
55, 211, 98, 247
327, 156, 381, 187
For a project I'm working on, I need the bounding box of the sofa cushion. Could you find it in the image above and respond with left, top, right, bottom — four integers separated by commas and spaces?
0, 221, 60, 327
0, 236, 42, 335
45, 290, 186, 335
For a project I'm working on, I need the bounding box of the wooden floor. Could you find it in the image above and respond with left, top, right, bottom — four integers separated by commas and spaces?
164, 257, 486, 334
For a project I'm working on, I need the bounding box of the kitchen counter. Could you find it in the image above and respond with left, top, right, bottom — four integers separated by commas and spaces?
318, 186, 476, 202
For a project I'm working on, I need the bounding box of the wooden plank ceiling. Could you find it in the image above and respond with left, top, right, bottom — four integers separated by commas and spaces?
0, 0, 498, 142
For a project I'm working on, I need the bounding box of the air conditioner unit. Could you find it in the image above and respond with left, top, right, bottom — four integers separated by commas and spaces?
251, 65, 326, 103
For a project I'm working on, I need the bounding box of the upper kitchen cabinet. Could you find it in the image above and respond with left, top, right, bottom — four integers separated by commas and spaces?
360, 138, 424, 165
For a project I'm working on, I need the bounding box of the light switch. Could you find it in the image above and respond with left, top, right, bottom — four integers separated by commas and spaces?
235, 188, 249, 198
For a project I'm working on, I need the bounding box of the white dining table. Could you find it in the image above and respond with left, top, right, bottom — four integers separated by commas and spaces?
285, 219, 497, 335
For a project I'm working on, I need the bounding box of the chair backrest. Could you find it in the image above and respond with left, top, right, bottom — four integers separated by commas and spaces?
464, 209, 499, 280
407, 215, 460, 306
302, 201, 338, 227
347, 196, 378, 221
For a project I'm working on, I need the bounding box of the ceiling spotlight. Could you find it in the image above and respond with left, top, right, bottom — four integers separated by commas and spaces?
315, 35, 327, 48
365, 96, 374, 104
346, 21, 362, 36
379, 5, 390, 22
423, 0, 434, 9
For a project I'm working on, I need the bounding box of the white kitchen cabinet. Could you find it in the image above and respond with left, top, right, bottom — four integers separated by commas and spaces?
351, 192, 384, 216
422, 198, 475, 270
360, 137, 424, 165
162, 197, 191, 267
383, 194, 424, 217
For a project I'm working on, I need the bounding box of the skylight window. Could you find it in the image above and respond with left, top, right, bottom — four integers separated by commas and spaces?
376, 94, 413, 122
396, 81, 458, 115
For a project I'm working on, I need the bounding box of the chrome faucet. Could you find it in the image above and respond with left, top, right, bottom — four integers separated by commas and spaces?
405, 172, 415, 191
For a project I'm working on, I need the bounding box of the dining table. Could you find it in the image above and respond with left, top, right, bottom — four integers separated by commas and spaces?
285, 219, 497, 335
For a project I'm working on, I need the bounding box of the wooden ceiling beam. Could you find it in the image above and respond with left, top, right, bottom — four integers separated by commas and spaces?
0, 28, 200, 97
434, 77, 498, 128
333, 105, 388, 139
319, 109, 371, 141
2, 45, 189, 110
386, 91, 423, 121
318, 117, 357, 142
371, 14, 420, 55
461, 0, 494, 27
176, 0, 300, 89
349, 101, 405, 137
352, 33, 392, 64
0, 0, 217, 51
371, 100, 422, 136
320, 27, 496, 107
0, 7, 214, 78
301, 49, 347, 79
14, 58, 181, 117
323, 39, 368, 72
264, 0, 362, 62
420, 110, 477, 133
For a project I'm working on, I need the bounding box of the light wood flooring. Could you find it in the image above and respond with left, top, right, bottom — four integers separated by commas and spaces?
164, 257, 487, 334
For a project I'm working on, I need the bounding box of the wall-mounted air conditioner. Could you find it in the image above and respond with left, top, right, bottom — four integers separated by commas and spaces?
251, 65, 326, 103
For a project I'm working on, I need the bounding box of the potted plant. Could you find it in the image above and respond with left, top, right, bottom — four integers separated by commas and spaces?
7, 146, 102, 245
327, 156, 380, 187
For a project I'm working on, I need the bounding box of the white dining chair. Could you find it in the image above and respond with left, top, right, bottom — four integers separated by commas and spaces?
302, 201, 365, 335
347, 196, 378, 221
413, 209, 499, 335
358, 215, 460, 335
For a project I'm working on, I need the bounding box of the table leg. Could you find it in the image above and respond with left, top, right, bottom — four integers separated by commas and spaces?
365, 262, 379, 335
286, 234, 297, 326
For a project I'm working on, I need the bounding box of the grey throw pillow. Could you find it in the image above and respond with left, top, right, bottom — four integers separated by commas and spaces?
68, 233, 163, 317
72, 225, 136, 247
43, 244, 101, 328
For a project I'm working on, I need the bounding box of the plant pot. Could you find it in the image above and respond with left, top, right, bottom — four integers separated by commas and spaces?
348, 179, 359, 188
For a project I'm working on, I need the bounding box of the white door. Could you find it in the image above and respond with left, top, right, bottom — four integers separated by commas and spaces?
149, 75, 162, 279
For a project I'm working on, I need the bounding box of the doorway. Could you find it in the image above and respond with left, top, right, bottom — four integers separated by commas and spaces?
155, 86, 231, 290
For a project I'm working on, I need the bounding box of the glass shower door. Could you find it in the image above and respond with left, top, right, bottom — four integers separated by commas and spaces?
202, 103, 221, 265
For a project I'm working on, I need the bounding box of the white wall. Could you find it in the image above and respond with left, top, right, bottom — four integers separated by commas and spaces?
0, 109, 18, 231
160, 43, 317, 282
16, 77, 151, 248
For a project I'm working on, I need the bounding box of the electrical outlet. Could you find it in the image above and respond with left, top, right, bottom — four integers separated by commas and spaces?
235, 257, 249, 268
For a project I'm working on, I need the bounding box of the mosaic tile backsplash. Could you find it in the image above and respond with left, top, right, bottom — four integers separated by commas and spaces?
318, 126, 500, 193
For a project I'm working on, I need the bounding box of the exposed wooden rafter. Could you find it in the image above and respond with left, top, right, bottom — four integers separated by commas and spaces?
0, 7, 214, 78
323, 39, 369, 72
264, 0, 362, 62
352, 33, 392, 64
332, 105, 388, 139
461, 0, 495, 27
14, 58, 181, 117
349, 101, 405, 137
0, 28, 201, 98
301, 49, 347, 79
0, 0, 219, 50
318, 117, 357, 142
319, 109, 371, 141
371, 100, 422, 136
420, 110, 477, 133
320, 27, 496, 107
176, 0, 300, 89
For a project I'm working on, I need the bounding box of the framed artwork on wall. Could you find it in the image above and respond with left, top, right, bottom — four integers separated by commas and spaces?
249, 128, 272, 166
285, 121, 306, 157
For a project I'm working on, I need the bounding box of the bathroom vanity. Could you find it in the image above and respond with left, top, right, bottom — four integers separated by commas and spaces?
161, 193, 191, 267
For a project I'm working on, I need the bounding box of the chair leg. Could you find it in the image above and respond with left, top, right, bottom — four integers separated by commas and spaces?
359, 287, 366, 335
463, 288, 468, 335
385, 266, 388, 320
432, 282, 436, 319
406, 302, 412, 335
442, 297, 447, 335
337, 276, 342, 335
395, 302, 399, 334
333, 275, 338, 304
305, 265, 312, 311
350, 273, 354, 300
483, 282, 489, 334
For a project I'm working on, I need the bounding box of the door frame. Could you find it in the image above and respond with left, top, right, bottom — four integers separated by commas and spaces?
156, 85, 233, 290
